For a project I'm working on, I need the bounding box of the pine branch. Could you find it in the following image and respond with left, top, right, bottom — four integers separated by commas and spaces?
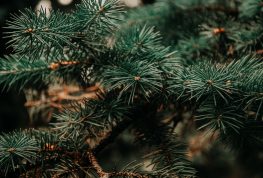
229, 23, 263, 52
0, 131, 38, 176
102, 59, 163, 103
239, 0, 263, 18
75, 0, 124, 32
0, 123, 143, 177
196, 99, 245, 135
99, 25, 182, 103
1, 0, 263, 177
52, 91, 131, 139
0, 55, 84, 91
5, 0, 125, 58
5, 8, 76, 57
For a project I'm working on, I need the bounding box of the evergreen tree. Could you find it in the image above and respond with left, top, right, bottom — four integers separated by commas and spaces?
0, 0, 262, 177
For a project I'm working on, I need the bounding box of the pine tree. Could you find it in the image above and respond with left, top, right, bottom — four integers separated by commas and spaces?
0, 0, 262, 177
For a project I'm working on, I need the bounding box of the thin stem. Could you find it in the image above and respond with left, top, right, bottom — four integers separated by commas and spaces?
93, 119, 132, 155
87, 151, 148, 178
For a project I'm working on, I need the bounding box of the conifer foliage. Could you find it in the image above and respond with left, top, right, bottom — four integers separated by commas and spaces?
0, 0, 262, 177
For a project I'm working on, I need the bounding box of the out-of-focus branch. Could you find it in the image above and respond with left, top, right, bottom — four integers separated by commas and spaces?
191, 5, 238, 15
25, 84, 100, 109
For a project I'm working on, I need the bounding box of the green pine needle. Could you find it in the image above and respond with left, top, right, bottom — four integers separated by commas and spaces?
0, 131, 38, 175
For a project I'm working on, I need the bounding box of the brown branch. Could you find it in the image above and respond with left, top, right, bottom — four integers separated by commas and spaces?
93, 119, 132, 155
256, 49, 263, 54
88, 151, 109, 177
110, 172, 147, 178
87, 151, 148, 178
48, 61, 80, 70
25, 85, 100, 109
0, 60, 84, 75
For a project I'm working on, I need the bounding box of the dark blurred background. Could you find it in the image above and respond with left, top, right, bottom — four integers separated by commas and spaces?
0, 0, 37, 132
